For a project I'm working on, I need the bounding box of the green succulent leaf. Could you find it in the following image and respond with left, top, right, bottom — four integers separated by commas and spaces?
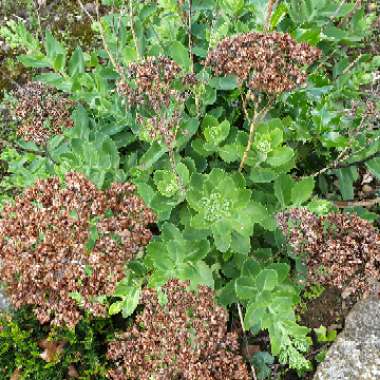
145, 223, 213, 289
209, 75, 239, 90
267, 146, 295, 167
291, 176, 315, 205
203, 120, 230, 146
256, 269, 278, 292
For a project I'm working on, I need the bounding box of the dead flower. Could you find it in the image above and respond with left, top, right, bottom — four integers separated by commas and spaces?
107, 280, 249, 380
0, 172, 155, 327
12, 81, 74, 145
205, 32, 321, 94
277, 208, 380, 297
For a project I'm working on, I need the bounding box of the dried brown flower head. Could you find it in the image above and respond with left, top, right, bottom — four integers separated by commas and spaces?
0, 172, 155, 327
205, 32, 321, 94
118, 56, 183, 111
107, 280, 249, 380
117, 56, 195, 146
12, 81, 74, 145
277, 208, 380, 296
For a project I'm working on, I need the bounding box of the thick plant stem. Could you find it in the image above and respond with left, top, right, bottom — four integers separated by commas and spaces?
78, 0, 122, 75
239, 97, 274, 172
187, 0, 194, 74
237, 303, 258, 380
264, 0, 276, 32
239, 114, 258, 172
128, 0, 141, 61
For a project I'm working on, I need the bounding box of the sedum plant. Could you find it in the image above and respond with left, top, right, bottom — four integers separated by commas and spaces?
186, 168, 268, 253
0, 172, 154, 327
107, 280, 250, 380
278, 208, 380, 297
144, 223, 213, 289
0, 0, 379, 377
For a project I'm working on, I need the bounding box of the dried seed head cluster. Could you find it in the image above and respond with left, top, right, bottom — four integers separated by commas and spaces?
277, 208, 380, 296
12, 81, 74, 145
205, 32, 321, 94
118, 56, 183, 110
117, 56, 195, 146
0, 172, 155, 327
107, 280, 249, 380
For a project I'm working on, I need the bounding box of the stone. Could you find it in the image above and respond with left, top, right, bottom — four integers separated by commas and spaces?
0, 290, 9, 311
313, 297, 380, 380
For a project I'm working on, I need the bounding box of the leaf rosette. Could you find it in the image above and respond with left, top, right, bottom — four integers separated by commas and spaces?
186, 168, 270, 253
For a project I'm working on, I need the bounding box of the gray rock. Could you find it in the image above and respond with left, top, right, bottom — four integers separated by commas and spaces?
314, 297, 380, 380
0, 289, 9, 311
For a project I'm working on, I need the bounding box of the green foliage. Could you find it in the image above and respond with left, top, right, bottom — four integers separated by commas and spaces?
274, 174, 315, 208
110, 273, 142, 319
145, 223, 213, 289
187, 168, 269, 253
0, 107, 125, 203
0, 0, 379, 377
251, 351, 274, 379
0, 20, 40, 52
0, 308, 108, 379
314, 325, 337, 343
236, 259, 311, 370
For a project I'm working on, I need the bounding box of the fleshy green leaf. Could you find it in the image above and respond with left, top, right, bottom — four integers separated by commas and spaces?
204, 120, 230, 146
274, 174, 294, 208
169, 41, 191, 71
68, 47, 85, 76
209, 75, 239, 90
291, 177, 315, 205
267, 146, 294, 167
153, 170, 180, 197
335, 166, 359, 200
256, 269, 278, 292
366, 157, 380, 180
244, 303, 267, 330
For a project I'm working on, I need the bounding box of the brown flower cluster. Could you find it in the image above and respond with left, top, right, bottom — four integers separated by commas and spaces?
0, 172, 155, 327
107, 280, 249, 380
277, 208, 380, 296
117, 56, 195, 146
118, 56, 183, 111
13, 81, 74, 145
205, 32, 321, 94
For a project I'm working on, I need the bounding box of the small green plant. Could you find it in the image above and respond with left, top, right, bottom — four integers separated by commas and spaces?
304, 284, 325, 301
314, 325, 337, 344
0, 308, 109, 379
251, 351, 275, 379
313, 325, 337, 364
